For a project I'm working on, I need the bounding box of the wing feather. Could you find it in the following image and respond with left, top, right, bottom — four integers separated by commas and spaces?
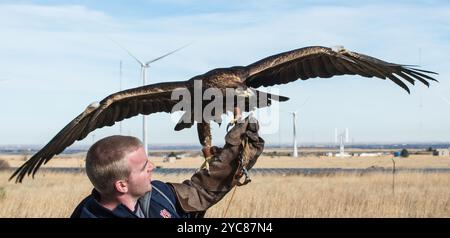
245, 46, 437, 93
10, 81, 188, 182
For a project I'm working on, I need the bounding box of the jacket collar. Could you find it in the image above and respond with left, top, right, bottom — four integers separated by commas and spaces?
84, 189, 138, 218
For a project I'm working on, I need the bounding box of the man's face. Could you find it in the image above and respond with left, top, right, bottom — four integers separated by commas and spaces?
125, 146, 154, 198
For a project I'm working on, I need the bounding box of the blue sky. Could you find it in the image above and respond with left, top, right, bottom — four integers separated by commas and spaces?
1, 0, 449, 147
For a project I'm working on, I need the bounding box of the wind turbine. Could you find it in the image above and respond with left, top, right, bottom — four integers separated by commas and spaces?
112, 40, 190, 155
283, 97, 310, 158
290, 111, 298, 158
119, 60, 123, 135
335, 128, 350, 157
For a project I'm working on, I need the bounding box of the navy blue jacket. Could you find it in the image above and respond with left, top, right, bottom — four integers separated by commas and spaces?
70, 180, 202, 218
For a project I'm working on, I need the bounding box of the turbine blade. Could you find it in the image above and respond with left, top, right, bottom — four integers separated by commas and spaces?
109, 38, 144, 66
299, 96, 310, 108
437, 92, 450, 106
145, 43, 191, 65
335, 128, 338, 144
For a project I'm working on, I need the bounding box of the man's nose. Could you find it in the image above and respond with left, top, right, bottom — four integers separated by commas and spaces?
147, 160, 155, 172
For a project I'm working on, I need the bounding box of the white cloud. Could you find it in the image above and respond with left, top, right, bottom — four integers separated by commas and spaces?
0, 4, 112, 29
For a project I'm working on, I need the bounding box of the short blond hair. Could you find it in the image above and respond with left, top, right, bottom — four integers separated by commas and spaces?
85, 135, 143, 196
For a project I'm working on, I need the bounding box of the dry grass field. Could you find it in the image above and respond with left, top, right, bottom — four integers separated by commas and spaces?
0, 154, 449, 218
3, 153, 450, 169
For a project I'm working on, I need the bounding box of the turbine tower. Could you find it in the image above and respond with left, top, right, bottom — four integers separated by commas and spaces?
119, 60, 123, 135
112, 40, 189, 155
284, 97, 310, 158
336, 128, 349, 157
291, 111, 298, 158
334, 127, 338, 145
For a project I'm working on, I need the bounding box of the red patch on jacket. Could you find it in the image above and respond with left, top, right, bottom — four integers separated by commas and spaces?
160, 209, 172, 218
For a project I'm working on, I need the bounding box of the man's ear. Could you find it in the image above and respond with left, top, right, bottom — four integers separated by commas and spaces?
114, 180, 128, 193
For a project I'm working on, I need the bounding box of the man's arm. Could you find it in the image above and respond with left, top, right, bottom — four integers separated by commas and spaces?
168, 116, 264, 213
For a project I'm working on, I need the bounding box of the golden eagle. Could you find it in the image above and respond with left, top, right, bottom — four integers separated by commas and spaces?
10, 46, 437, 182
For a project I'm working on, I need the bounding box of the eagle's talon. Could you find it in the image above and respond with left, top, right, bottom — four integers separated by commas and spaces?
236, 167, 252, 186
242, 167, 251, 183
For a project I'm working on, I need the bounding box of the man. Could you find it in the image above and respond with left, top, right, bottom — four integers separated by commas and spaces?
71, 116, 264, 218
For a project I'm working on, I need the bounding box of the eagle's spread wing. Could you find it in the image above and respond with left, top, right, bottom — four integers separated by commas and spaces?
10, 81, 188, 183
244, 46, 438, 93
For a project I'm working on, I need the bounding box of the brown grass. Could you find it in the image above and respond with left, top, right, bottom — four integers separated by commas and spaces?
207, 173, 450, 218
1, 153, 449, 217
0, 159, 9, 169
0, 171, 449, 218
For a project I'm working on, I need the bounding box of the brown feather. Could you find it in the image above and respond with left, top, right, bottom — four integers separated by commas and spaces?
244, 46, 436, 90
